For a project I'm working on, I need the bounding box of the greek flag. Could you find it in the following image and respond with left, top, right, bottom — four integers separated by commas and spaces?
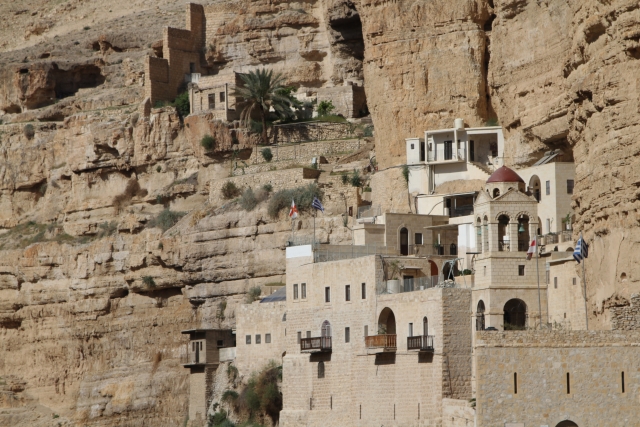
573, 235, 589, 263
312, 197, 324, 213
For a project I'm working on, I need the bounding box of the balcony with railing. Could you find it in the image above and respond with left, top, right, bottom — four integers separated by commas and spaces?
407, 335, 434, 352
365, 334, 397, 352
300, 336, 332, 353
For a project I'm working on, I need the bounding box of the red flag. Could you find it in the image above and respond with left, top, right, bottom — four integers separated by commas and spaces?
526, 239, 537, 260
289, 199, 298, 220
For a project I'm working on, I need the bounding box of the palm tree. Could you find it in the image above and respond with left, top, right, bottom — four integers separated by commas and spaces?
232, 69, 296, 145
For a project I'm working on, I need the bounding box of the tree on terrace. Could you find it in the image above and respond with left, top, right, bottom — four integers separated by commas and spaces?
232, 69, 297, 145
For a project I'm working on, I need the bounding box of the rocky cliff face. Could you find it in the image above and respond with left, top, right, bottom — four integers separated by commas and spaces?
1, 0, 640, 425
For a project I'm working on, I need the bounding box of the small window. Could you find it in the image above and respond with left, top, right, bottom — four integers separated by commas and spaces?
567, 179, 574, 194
411, 143, 415, 149
255, 334, 261, 344
622, 371, 625, 393
518, 265, 525, 276
220, 91, 225, 102
415, 233, 423, 245
345, 327, 350, 343
345, 285, 351, 301
361, 283, 366, 299
546, 180, 551, 195
514, 373, 518, 394
246, 335, 251, 345
306, 331, 311, 338
572, 277, 577, 286
484, 266, 486, 276
318, 361, 325, 378
189, 62, 195, 73
408, 323, 413, 337
301, 283, 306, 299
297, 331, 301, 344
554, 277, 558, 288
566, 372, 570, 394
293, 284, 299, 300
364, 325, 368, 337
325, 287, 331, 303
208, 94, 216, 109
265, 333, 271, 344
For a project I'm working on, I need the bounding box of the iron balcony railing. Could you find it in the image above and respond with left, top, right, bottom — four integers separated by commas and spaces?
407, 335, 435, 352
365, 334, 397, 350
300, 336, 332, 352
450, 205, 474, 218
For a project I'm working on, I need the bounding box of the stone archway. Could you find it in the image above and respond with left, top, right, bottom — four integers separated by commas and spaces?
378, 307, 396, 334
400, 227, 409, 255
555, 421, 578, 427
504, 299, 527, 330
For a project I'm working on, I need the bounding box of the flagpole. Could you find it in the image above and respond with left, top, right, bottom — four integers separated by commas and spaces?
581, 233, 589, 330
535, 235, 543, 329
313, 209, 316, 247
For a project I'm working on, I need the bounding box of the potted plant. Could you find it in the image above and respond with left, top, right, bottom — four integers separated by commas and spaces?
433, 242, 444, 255
385, 260, 404, 293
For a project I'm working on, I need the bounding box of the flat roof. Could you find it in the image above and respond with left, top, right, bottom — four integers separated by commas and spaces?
181, 328, 232, 334
424, 224, 459, 230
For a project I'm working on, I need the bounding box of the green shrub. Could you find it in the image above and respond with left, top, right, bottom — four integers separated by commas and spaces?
260, 148, 273, 162
208, 410, 235, 427
267, 183, 322, 219
349, 169, 362, 188
222, 390, 239, 403
402, 164, 410, 184
142, 276, 156, 287
239, 188, 258, 211
486, 118, 499, 126
340, 174, 348, 185
317, 100, 335, 116
363, 125, 374, 137
235, 362, 283, 424
173, 92, 190, 118
221, 181, 241, 200
96, 221, 118, 239
246, 286, 262, 303
227, 364, 239, 382
148, 209, 186, 231
363, 186, 372, 192
156, 165, 162, 173
23, 124, 35, 140
262, 184, 273, 193
201, 135, 216, 151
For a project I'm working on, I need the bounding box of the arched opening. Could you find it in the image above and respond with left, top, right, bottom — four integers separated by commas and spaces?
449, 243, 457, 256
476, 218, 483, 253
503, 299, 527, 330
399, 227, 409, 256
282, 313, 286, 321
423, 316, 429, 336
476, 300, 485, 331
493, 188, 500, 198
321, 320, 332, 337
378, 307, 396, 335
517, 215, 530, 251
555, 421, 578, 427
429, 260, 438, 277
498, 214, 510, 251
482, 216, 489, 251
529, 175, 541, 202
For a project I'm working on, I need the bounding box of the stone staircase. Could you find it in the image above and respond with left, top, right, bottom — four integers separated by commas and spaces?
469, 161, 494, 176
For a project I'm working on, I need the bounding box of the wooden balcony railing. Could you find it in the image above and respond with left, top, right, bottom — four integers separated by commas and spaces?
365, 334, 397, 350
407, 335, 435, 352
300, 336, 332, 352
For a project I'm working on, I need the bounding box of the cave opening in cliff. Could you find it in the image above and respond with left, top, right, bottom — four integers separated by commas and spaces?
53, 64, 105, 100
327, 1, 365, 85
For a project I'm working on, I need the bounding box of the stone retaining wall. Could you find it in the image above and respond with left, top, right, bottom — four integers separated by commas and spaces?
611, 294, 640, 330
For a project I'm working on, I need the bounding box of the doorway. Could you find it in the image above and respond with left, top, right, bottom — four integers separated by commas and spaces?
400, 227, 409, 255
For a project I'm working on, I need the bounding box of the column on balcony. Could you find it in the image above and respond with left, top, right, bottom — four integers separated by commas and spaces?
488, 223, 499, 252
509, 220, 519, 252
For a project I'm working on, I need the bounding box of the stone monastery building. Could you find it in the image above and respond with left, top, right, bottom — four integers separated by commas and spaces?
177, 118, 640, 427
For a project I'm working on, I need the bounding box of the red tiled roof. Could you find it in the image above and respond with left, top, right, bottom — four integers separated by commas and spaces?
486, 166, 524, 183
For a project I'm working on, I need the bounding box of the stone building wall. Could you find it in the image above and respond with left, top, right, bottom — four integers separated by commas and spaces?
316, 85, 367, 118
475, 330, 640, 427
235, 301, 287, 377
208, 168, 317, 202
249, 138, 365, 164
547, 255, 587, 330
611, 294, 640, 331
279, 252, 472, 426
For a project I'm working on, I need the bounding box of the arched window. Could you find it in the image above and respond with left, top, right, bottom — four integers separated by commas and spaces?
517, 215, 530, 251
476, 300, 485, 331
318, 361, 325, 378
498, 214, 510, 251
399, 227, 409, 256
476, 218, 483, 253
529, 175, 541, 202
503, 299, 527, 330
378, 307, 396, 335
450, 243, 457, 256
493, 188, 500, 198
423, 316, 429, 336
482, 216, 489, 252
282, 313, 286, 321
322, 320, 332, 337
